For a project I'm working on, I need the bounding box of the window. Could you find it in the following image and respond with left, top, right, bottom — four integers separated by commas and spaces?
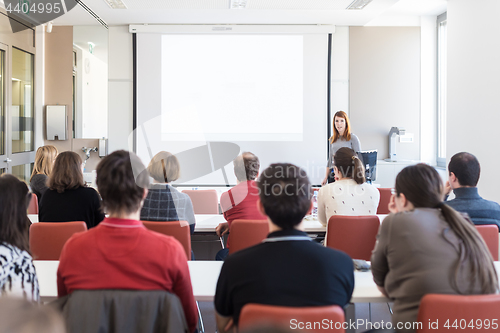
437, 13, 447, 167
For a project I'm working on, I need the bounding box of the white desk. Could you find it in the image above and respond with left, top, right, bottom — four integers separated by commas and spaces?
193, 214, 328, 233
33, 260, 385, 303
34, 261, 500, 304
29, 214, 387, 234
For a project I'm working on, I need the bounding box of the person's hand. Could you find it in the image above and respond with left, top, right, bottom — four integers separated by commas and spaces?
215, 222, 229, 237
444, 181, 452, 197
388, 194, 398, 214
321, 177, 328, 186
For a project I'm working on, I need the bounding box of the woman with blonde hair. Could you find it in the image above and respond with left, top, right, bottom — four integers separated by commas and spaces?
29, 145, 58, 203
317, 147, 379, 226
371, 164, 498, 333
322, 111, 361, 185
39, 151, 104, 229
140, 151, 196, 234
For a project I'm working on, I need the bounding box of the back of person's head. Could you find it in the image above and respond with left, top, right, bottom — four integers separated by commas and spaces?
395, 163, 498, 294
257, 163, 311, 229
147, 151, 180, 183
0, 174, 30, 252
96, 150, 150, 215
333, 147, 365, 184
0, 298, 65, 333
30, 145, 58, 181
234, 152, 260, 182
330, 110, 352, 143
448, 152, 480, 186
47, 151, 84, 193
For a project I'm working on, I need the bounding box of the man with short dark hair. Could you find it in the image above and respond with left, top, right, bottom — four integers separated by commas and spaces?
57, 151, 198, 332
214, 163, 354, 333
215, 152, 266, 260
446, 152, 500, 229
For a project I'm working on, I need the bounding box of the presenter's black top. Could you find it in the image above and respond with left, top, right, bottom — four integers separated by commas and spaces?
39, 187, 105, 229
214, 229, 354, 324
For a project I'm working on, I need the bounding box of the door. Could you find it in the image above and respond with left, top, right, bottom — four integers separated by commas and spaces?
0, 44, 36, 182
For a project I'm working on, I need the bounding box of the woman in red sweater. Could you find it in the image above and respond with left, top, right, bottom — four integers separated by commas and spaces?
57, 150, 198, 332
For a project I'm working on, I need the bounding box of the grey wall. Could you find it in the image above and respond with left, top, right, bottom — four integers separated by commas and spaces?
349, 27, 421, 161
447, 0, 500, 202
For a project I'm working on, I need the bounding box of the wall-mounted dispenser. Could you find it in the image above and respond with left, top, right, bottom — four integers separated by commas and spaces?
99, 138, 108, 157
385, 127, 405, 162
46, 105, 67, 140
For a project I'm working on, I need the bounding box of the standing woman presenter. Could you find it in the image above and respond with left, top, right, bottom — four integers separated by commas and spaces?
322, 111, 361, 186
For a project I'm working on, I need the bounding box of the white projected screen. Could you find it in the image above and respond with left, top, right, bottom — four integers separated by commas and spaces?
161, 35, 303, 142
136, 33, 328, 185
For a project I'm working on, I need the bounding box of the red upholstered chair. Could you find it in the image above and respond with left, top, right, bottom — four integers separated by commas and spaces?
416, 294, 500, 332
239, 304, 345, 333
228, 220, 269, 255
28, 193, 38, 214
142, 221, 192, 260
377, 188, 392, 214
326, 215, 380, 260
181, 189, 219, 214
29, 222, 87, 260
475, 225, 499, 261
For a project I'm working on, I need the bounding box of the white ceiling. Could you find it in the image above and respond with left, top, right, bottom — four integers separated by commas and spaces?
51, 0, 447, 27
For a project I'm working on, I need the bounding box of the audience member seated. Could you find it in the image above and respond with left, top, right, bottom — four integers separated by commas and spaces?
215, 152, 266, 260
57, 150, 198, 333
371, 164, 498, 333
39, 152, 104, 229
0, 174, 39, 301
29, 145, 58, 204
445, 152, 500, 230
140, 151, 195, 234
214, 163, 354, 333
0, 298, 65, 333
317, 147, 380, 226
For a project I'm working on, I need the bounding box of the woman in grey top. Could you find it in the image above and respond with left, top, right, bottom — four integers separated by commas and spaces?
140, 151, 196, 234
371, 164, 498, 333
322, 111, 361, 186
29, 145, 58, 204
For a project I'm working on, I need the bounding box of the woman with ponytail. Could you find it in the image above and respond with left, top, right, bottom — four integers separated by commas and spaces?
371, 164, 498, 333
317, 147, 379, 226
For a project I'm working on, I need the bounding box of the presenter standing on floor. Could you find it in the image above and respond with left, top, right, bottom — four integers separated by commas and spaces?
322, 111, 361, 186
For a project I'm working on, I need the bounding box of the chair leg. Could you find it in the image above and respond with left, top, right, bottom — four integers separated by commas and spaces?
197, 301, 205, 333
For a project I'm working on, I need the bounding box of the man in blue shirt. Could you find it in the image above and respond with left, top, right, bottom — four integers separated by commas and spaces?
214, 163, 354, 333
445, 152, 500, 230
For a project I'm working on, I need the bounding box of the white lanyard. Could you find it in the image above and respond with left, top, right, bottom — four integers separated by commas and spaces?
262, 236, 312, 243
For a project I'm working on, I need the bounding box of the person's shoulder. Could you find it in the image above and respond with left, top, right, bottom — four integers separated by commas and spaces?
141, 227, 186, 252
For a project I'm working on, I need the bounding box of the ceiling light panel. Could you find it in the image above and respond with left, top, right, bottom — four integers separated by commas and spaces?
121, 0, 229, 10
102, 0, 127, 9
346, 0, 374, 10
246, 0, 353, 10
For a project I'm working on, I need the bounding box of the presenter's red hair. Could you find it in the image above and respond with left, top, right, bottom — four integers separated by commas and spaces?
329, 110, 352, 144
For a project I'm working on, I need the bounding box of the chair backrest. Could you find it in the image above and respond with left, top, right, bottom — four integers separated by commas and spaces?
377, 188, 391, 214
57, 290, 189, 333
239, 303, 345, 333
142, 221, 192, 260
326, 215, 380, 260
28, 193, 38, 214
29, 222, 87, 260
475, 224, 499, 261
228, 220, 269, 255
181, 189, 218, 214
416, 294, 500, 333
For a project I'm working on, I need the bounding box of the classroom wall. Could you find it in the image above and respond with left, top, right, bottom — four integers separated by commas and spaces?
447, 0, 500, 203
44, 26, 101, 171
108, 26, 133, 153
349, 27, 421, 161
